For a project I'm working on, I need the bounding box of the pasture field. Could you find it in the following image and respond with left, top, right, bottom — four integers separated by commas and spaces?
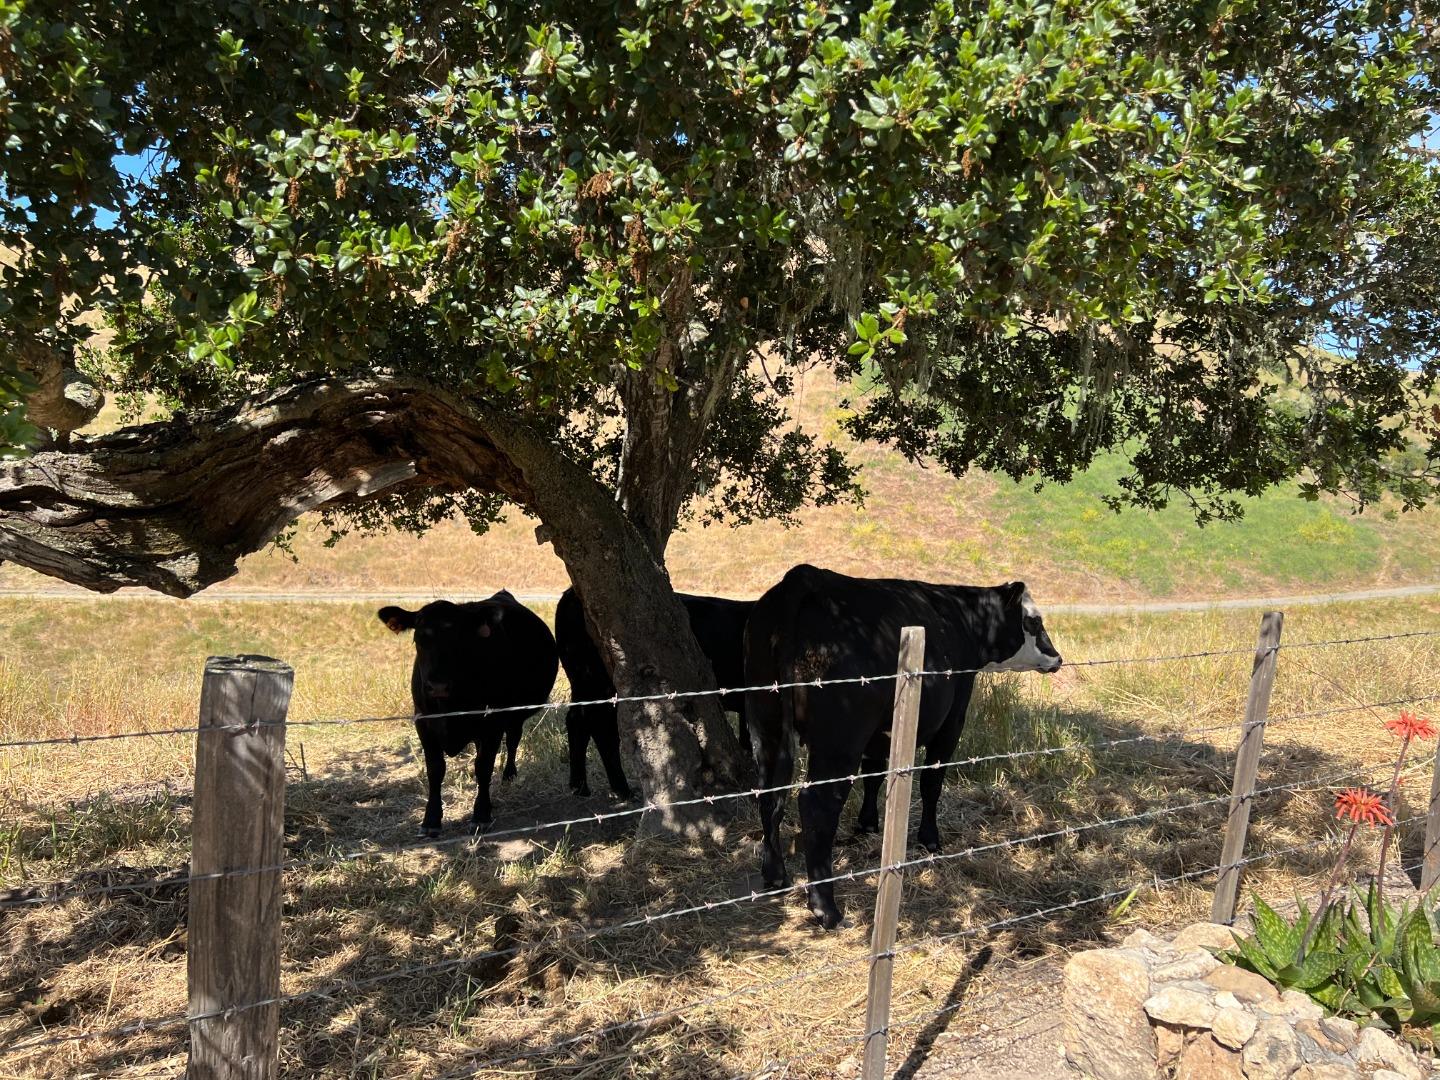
2, 595, 1439, 1078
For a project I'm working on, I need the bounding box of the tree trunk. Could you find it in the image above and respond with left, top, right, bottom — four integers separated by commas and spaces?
0, 376, 745, 831
615, 277, 746, 558
477, 412, 749, 831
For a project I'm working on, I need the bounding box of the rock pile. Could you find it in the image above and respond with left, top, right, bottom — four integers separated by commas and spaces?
1062, 923, 1433, 1080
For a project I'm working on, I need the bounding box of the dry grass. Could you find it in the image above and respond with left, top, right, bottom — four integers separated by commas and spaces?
2, 597, 1439, 1078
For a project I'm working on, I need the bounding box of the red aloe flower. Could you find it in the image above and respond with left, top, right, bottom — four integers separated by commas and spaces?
1385, 711, 1438, 741
1334, 787, 1395, 827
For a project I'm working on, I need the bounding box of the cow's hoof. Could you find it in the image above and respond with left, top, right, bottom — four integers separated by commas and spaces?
571, 784, 591, 798
763, 874, 792, 890
853, 823, 881, 839
470, 818, 494, 835
811, 904, 846, 931
917, 836, 942, 855
502, 769, 516, 783
417, 824, 441, 839
613, 787, 635, 803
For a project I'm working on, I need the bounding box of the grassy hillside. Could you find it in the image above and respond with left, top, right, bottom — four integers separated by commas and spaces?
3, 372, 1437, 601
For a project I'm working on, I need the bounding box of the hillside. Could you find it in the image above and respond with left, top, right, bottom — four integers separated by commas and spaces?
3, 372, 1437, 602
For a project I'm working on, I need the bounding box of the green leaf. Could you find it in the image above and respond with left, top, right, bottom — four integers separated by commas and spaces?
1232, 935, 1279, 981
1287, 950, 1344, 990
1311, 903, 1344, 954
1398, 950, 1440, 1025
1252, 896, 1302, 969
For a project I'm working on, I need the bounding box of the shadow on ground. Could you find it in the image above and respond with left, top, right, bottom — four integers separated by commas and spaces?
0, 699, 1410, 1078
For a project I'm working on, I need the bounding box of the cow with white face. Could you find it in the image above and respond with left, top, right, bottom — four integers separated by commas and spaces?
744, 564, 1062, 929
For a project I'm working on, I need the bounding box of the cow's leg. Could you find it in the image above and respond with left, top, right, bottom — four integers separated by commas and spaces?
750, 719, 794, 890
502, 716, 523, 782
471, 729, 504, 831
591, 703, 633, 800
798, 752, 857, 930
917, 676, 974, 853
418, 727, 446, 838
565, 704, 592, 796
855, 754, 886, 836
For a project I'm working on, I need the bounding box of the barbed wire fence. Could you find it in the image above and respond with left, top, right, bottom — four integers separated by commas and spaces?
1, 619, 1439, 1078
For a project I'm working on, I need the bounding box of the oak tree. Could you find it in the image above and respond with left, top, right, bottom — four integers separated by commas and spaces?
2, 0, 1437, 822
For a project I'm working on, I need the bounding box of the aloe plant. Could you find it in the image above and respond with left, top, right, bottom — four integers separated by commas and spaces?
1337, 884, 1440, 1037
1224, 895, 1347, 999
1223, 882, 1440, 1045
1217, 711, 1440, 1046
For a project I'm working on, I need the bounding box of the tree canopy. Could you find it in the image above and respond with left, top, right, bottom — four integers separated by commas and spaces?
5, 0, 1437, 535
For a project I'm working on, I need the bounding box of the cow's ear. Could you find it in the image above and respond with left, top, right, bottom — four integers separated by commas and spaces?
378, 606, 417, 634
475, 607, 505, 639
1002, 581, 1027, 605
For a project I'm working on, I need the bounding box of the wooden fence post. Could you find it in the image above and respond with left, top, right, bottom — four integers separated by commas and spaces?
189, 655, 294, 1080
862, 626, 926, 1080
1421, 736, 1440, 893
1211, 612, 1284, 925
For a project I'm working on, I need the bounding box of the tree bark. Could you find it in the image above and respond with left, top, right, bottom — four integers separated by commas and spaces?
0, 376, 745, 828
464, 412, 748, 829
615, 266, 746, 557
14, 339, 104, 444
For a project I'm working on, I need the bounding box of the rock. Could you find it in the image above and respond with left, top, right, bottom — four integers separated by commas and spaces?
1204, 964, 1282, 1006
1146, 984, 1219, 1029
1242, 1016, 1303, 1080
1318, 1017, 1358, 1052
1212, 1006, 1257, 1049
1290, 1065, 1359, 1080
1156, 1022, 1188, 1071
1295, 1019, 1348, 1056
1123, 928, 1172, 951
1215, 991, 1242, 1010
1155, 950, 1223, 981
1063, 948, 1158, 1080
1370, 1072, 1407, 1080
1272, 990, 1325, 1023
1174, 923, 1241, 952
1353, 1027, 1424, 1080
1177, 1034, 1245, 1079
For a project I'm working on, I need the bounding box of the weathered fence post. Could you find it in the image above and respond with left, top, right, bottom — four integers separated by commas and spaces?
1211, 612, 1284, 925
862, 626, 926, 1080
189, 655, 294, 1080
1422, 736, 1440, 892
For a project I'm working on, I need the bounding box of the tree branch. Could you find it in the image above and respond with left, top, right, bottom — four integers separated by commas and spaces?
0, 377, 530, 595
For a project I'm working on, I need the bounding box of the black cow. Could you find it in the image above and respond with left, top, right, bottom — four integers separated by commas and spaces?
554, 586, 753, 799
743, 564, 1062, 928
378, 591, 559, 837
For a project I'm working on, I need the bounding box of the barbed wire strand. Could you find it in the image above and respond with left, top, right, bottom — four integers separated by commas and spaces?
5, 627, 1438, 752
6, 701, 1430, 911
0, 762, 1409, 1058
